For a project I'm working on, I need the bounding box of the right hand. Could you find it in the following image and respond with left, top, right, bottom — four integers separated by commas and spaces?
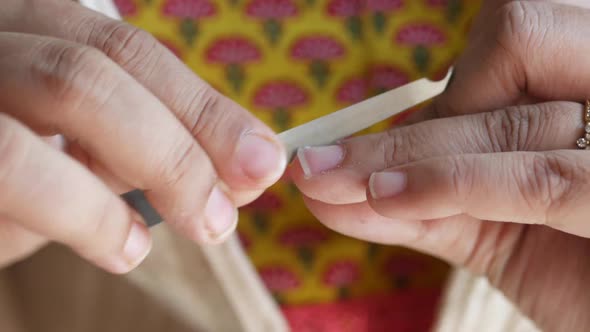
0, 0, 286, 273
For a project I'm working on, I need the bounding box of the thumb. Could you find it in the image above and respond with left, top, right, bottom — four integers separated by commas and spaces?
405, 1, 590, 125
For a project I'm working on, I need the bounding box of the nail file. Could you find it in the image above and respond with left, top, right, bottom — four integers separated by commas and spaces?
120, 70, 452, 227
279, 69, 453, 161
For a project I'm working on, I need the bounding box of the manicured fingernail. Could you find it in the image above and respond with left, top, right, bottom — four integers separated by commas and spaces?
204, 186, 238, 242
297, 145, 345, 178
237, 133, 286, 181
369, 171, 407, 199
123, 222, 152, 264
108, 222, 152, 274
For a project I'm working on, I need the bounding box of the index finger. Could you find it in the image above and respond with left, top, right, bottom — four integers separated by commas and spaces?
2, 0, 286, 202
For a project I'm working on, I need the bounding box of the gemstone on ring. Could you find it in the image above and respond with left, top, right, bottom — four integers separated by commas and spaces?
578, 101, 590, 149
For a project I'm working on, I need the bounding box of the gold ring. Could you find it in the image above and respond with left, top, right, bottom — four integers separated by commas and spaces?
577, 100, 590, 149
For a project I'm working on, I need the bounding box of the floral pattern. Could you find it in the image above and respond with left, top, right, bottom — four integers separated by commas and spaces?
253, 81, 308, 130
326, 0, 364, 40
118, 0, 482, 330
336, 77, 368, 105
260, 265, 302, 303
425, 0, 464, 23
396, 23, 447, 72
370, 64, 410, 94
279, 226, 328, 269
246, 0, 298, 44
290, 36, 345, 87
243, 191, 283, 232
367, 0, 403, 34
323, 261, 361, 299
161, 0, 216, 45
114, 0, 138, 16
206, 37, 261, 93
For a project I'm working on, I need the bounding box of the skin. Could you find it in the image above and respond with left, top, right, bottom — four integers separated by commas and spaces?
0, 0, 286, 274
4, 1, 589, 329
293, 1, 590, 331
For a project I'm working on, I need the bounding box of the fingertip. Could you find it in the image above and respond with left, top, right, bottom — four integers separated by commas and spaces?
368, 171, 407, 201
297, 147, 312, 179
98, 221, 152, 274
235, 132, 287, 185
174, 185, 238, 245
203, 186, 238, 243
296, 145, 346, 178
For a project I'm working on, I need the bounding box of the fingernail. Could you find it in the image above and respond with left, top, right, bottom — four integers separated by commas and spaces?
297, 145, 345, 178
236, 133, 286, 181
369, 171, 407, 199
109, 222, 152, 274
204, 186, 238, 242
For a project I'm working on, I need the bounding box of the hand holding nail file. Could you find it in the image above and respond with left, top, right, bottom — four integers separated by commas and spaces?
122, 69, 453, 227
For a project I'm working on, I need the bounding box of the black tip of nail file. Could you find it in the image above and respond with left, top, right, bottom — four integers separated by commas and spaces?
120, 190, 162, 227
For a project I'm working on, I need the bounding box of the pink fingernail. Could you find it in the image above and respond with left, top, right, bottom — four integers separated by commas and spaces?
236, 133, 286, 181
369, 171, 407, 199
204, 186, 238, 242
297, 145, 345, 178
108, 222, 152, 274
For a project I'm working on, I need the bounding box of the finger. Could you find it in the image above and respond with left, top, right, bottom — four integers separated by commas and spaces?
0, 113, 151, 274
3, 0, 286, 201
0, 216, 47, 268
367, 150, 590, 237
0, 33, 235, 244
404, 1, 590, 123
292, 101, 582, 205
39, 134, 132, 194
303, 197, 428, 246
302, 196, 519, 273
66, 141, 133, 194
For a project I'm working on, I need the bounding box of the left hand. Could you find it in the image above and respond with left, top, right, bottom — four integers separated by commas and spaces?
291, 1, 590, 331
293, 101, 589, 332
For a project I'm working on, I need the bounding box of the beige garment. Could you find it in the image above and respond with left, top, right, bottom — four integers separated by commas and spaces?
0, 225, 539, 332
0, 247, 193, 332
0, 272, 25, 332
0, 226, 286, 332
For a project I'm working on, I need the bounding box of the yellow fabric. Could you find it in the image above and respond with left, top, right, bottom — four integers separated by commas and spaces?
120, 0, 481, 306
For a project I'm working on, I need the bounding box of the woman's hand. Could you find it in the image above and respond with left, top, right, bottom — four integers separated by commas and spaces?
292, 1, 590, 331
0, 0, 286, 273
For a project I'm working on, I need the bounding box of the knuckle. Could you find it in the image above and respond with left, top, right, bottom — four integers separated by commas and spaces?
180, 87, 224, 138
515, 103, 554, 149
521, 153, 576, 225
381, 129, 405, 167
33, 42, 113, 112
155, 140, 200, 190
483, 103, 560, 152
448, 156, 475, 201
483, 107, 531, 152
94, 21, 161, 76
495, 1, 548, 57
381, 124, 431, 167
